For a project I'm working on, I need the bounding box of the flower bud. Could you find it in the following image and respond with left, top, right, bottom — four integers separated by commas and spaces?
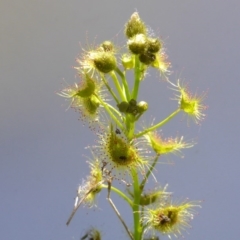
93, 52, 117, 73
117, 101, 129, 113
139, 51, 156, 65
140, 192, 159, 206
147, 38, 161, 53
127, 99, 138, 115
76, 74, 96, 98
128, 34, 148, 54
137, 101, 148, 114
125, 12, 147, 39
100, 40, 114, 52
122, 54, 135, 69
129, 99, 137, 106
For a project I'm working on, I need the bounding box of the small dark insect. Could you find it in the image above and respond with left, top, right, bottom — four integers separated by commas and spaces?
119, 156, 127, 160
115, 128, 121, 134
81, 233, 88, 240
159, 213, 170, 224
81, 235, 94, 240
80, 230, 95, 240
101, 161, 107, 172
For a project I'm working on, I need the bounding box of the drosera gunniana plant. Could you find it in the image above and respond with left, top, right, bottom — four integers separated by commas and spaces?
58, 12, 207, 240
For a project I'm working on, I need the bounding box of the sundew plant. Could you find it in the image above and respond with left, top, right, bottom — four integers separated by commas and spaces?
58, 13, 207, 240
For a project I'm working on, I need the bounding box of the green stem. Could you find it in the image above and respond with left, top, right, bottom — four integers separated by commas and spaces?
140, 155, 159, 191
135, 108, 181, 138
102, 184, 133, 207
101, 74, 119, 104
131, 167, 142, 240
125, 56, 142, 140
115, 67, 131, 101
132, 55, 141, 100
94, 94, 124, 130
105, 102, 123, 119
124, 114, 135, 140
109, 71, 126, 101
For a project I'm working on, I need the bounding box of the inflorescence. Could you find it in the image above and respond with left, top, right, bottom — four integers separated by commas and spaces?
59, 12, 207, 240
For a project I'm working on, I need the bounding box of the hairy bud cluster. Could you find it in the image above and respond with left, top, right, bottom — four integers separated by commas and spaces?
124, 13, 171, 77
117, 99, 148, 120
127, 34, 162, 66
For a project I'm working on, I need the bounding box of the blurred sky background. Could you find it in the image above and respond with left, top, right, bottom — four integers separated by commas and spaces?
1, 1, 240, 239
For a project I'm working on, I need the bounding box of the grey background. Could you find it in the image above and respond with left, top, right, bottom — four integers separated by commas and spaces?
1, 0, 240, 239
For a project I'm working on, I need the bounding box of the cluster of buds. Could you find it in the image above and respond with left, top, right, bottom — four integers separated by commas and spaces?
124, 12, 170, 78
59, 12, 207, 240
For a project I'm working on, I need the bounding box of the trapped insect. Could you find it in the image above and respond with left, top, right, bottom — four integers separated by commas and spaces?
115, 128, 121, 134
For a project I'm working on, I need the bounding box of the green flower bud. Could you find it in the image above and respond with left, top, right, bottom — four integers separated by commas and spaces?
137, 101, 148, 113
129, 99, 137, 106
147, 38, 161, 53
128, 34, 148, 54
139, 51, 156, 65
76, 74, 96, 98
117, 101, 129, 113
122, 54, 135, 69
93, 52, 117, 73
140, 192, 159, 206
125, 12, 147, 38
127, 99, 138, 115
101, 41, 114, 52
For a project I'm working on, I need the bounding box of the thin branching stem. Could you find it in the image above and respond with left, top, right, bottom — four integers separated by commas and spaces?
135, 108, 181, 138
101, 74, 119, 104
94, 94, 124, 130
115, 67, 131, 101
140, 155, 159, 191
107, 180, 134, 240
102, 184, 133, 207
109, 71, 127, 102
